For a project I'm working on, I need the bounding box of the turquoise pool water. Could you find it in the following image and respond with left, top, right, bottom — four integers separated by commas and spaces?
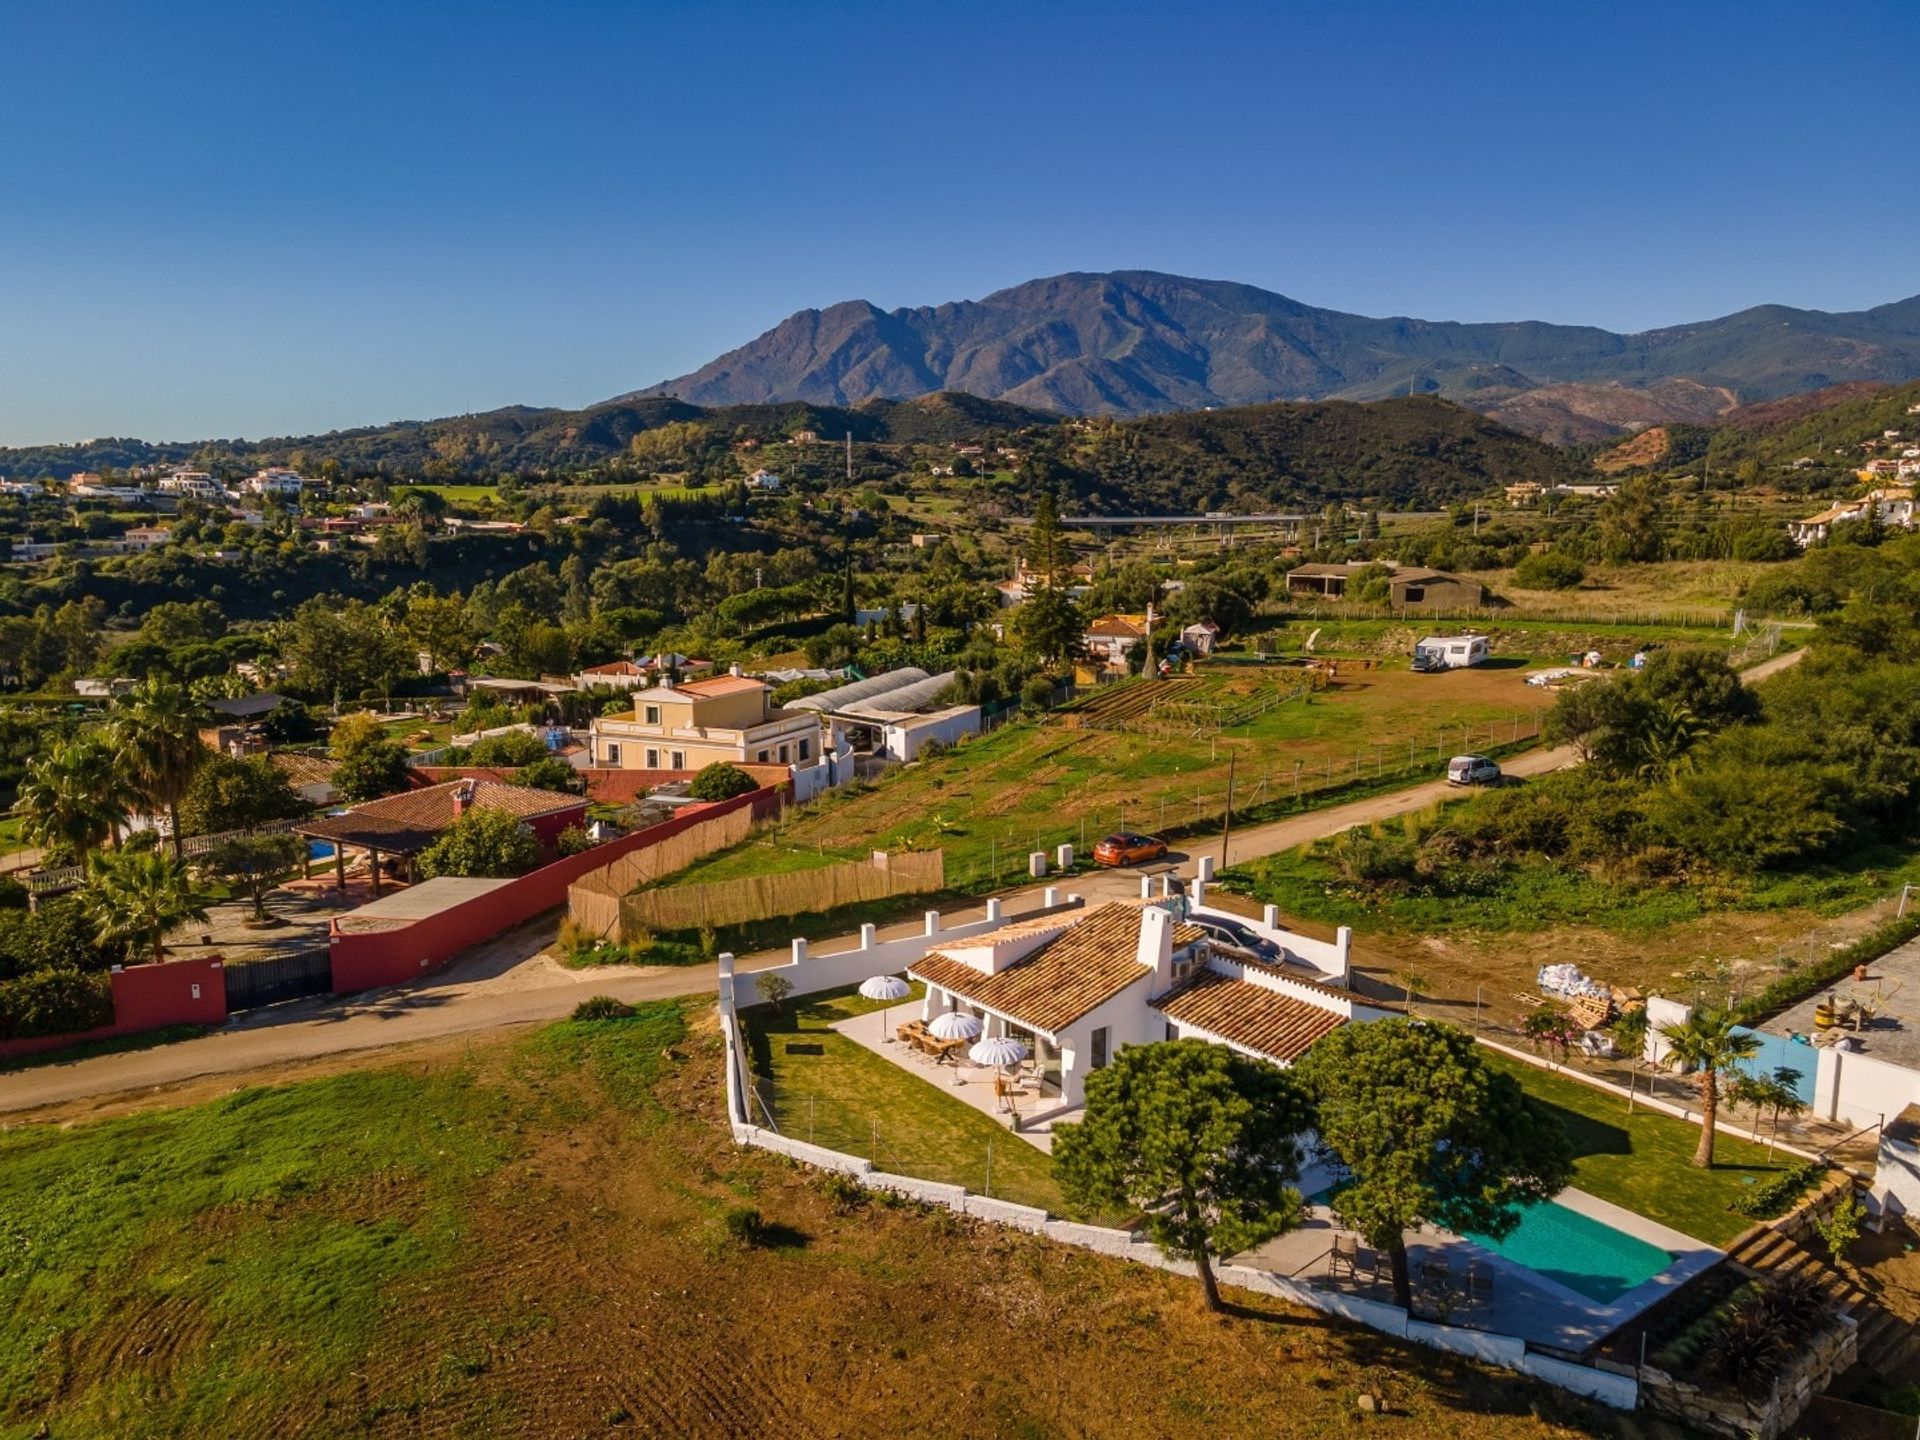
1464, 1201, 1672, 1304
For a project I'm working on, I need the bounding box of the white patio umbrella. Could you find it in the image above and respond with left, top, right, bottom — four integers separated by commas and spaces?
858, 973, 911, 1043
968, 1036, 1030, 1068
928, 1011, 984, 1041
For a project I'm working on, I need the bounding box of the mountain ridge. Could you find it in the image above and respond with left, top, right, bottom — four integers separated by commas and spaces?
637, 270, 1920, 438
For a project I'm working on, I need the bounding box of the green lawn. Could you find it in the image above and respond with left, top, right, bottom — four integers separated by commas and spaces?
1481, 1047, 1792, 1247
742, 983, 1068, 1214
0, 1005, 684, 1434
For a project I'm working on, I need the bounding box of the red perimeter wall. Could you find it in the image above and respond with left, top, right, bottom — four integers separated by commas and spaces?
329, 785, 783, 994
0, 956, 230, 1060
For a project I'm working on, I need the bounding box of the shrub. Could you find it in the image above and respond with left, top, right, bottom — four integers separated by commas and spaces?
757, 973, 793, 1012
721, 1205, 765, 1245
0, 967, 113, 1040
1513, 551, 1586, 590
514, 755, 584, 795
554, 823, 594, 857
1730, 1162, 1826, 1219
466, 730, 550, 768
417, 807, 542, 879
1813, 1190, 1865, 1261
571, 994, 635, 1021
815, 1170, 868, 1215
688, 762, 758, 801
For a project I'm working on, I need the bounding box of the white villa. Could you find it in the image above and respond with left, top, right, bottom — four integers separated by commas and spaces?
158, 469, 226, 500
904, 895, 1389, 1112
242, 466, 321, 497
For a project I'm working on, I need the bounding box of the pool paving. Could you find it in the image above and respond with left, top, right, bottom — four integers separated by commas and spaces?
1235, 1185, 1720, 1355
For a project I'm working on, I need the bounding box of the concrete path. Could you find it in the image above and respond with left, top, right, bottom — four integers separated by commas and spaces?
1, 647, 1806, 1119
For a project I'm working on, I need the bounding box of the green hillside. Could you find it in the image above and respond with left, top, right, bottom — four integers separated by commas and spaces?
1038, 395, 1581, 512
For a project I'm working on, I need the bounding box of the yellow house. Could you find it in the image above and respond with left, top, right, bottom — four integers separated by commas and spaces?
589, 673, 821, 772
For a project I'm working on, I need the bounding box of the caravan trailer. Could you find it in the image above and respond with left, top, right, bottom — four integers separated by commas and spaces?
1411, 635, 1489, 672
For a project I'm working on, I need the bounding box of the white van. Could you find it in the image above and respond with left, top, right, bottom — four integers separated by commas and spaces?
1447, 754, 1502, 786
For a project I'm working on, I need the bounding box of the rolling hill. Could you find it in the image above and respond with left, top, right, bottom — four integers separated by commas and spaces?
640, 270, 1920, 438
1044, 395, 1581, 513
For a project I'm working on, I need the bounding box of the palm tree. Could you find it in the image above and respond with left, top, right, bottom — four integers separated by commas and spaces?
1659, 1007, 1762, 1168
109, 677, 208, 859
16, 732, 134, 862
84, 848, 208, 965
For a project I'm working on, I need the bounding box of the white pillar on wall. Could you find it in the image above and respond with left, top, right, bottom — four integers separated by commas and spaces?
985, 898, 1002, 923
860, 923, 876, 949
924, 910, 940, 937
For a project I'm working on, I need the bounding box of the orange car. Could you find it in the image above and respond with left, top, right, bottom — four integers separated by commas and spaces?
1093, 832, 1169, 867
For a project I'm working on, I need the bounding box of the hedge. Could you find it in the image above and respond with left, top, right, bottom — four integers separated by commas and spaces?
1733, 912, 1920, 1027
0, 967, 113, 1040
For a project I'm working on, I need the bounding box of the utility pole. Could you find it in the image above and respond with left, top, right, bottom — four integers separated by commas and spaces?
845, 431, 853, 482
1220, 751, 1236, 868
1142, 602, 1156, 678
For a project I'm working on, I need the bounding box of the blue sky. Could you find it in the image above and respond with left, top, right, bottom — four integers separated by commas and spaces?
2, 0, 1915, 446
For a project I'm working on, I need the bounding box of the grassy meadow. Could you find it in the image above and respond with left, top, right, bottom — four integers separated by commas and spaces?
0, 1005, 1613, 1440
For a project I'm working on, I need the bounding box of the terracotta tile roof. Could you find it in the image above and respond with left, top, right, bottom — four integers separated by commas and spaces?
1085, 614, 1147, 639
269, 752, 338, 788
908, 901, 1204, 1036
295, 779, 583, 854
1151, 969, 1346, 1063
581, 659, 645, 676
676, 675, 767, 698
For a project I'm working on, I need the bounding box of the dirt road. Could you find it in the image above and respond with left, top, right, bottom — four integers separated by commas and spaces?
1, 647, 1805, 1119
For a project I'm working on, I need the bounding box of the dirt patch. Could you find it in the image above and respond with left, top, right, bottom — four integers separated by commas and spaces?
1350, 904, 1886, 1032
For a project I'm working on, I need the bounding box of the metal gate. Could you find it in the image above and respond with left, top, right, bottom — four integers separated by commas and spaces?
221, 949, 333, 1011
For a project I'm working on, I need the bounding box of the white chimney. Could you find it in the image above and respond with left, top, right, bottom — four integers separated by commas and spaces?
729, 662, 743, 677
1137, 905, 1174, 990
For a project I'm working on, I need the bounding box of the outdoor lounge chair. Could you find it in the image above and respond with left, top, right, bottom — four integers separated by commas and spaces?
1329, 1233, 1360, 1280
1468, 1266, 1494, 1308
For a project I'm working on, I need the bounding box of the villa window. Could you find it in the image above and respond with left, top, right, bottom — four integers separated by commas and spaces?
645, 748, 659, 769
643, 704, 661, 725
1165, 1021, 1178, 1042
670, 750, 684, 769
798, 737, 811, 761
605, 744, 621, 767
1091, 1026, 1110, 1070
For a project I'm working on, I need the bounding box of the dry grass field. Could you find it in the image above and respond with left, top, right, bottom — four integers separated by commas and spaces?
0, 1005, 1627, 1440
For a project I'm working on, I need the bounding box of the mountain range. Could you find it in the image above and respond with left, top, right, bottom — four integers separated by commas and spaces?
637, 270, 1920, 441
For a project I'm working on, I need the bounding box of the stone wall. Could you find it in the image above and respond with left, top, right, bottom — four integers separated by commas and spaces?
1639, 1316, 1857, 1440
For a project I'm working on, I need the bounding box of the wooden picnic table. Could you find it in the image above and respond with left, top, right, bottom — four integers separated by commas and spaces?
896, 1020, 966, 1062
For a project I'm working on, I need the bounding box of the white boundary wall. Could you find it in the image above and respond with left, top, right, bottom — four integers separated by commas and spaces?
1649, 995, 1920, 1142
730, 894, 1086, 1006
715, 965, 1636, 1411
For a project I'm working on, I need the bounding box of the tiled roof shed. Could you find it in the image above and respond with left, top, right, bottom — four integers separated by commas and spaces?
295, 779, 583, 855
1150, 968, 1347, 1063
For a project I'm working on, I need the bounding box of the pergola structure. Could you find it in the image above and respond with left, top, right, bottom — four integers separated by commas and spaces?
292, 778, 587, 897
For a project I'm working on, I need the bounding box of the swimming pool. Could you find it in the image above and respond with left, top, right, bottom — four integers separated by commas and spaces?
1465, 1200, 1673, 1305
